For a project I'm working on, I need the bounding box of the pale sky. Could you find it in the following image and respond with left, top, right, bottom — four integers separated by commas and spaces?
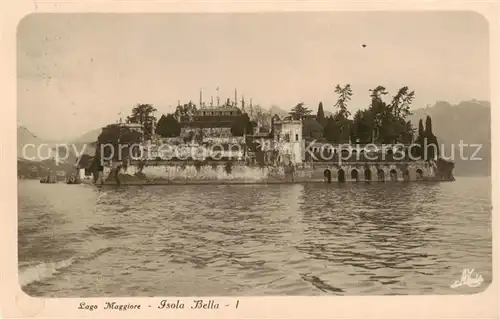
17, 12, 489, 141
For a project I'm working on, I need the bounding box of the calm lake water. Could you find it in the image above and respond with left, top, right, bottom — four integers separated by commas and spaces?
18, 177, 492, 296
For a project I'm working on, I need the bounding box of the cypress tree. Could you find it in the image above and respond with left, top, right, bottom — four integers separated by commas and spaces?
418, 119, 424, 139
424, 116, 439, 160
316, 101, 325, 125
425, 116, 433, 135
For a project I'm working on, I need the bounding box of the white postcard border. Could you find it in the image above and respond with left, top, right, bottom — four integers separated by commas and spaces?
1, 1, 498, 318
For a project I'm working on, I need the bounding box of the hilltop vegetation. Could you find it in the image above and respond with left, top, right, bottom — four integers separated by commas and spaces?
18, 88, 491, 177
291, 84, 420, 145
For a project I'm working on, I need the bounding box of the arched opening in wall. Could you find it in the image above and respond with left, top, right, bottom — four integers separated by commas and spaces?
377, 169, 385, 182
364, 168, 372, 182
337, 169, 345, 183
390, 169, 398, 181
351, 169, 359, 182
403, 170, 410, 181
416, 169, 424, 181
324, 169, 332, 184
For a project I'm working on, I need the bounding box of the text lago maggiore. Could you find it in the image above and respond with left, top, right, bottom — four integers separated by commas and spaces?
78, 299, 237, 311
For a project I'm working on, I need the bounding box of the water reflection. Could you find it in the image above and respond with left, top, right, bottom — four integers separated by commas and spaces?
18, 178, 492, 296
294, 182, 456, 291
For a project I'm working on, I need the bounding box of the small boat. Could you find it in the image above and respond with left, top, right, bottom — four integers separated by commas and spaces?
66, 175, 81, 185
40, 176, 57, 184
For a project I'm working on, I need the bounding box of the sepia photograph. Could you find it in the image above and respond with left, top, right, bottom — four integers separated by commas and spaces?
16, 11, 492, 300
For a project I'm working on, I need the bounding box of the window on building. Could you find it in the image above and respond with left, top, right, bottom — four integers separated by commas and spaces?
295, 134, 299, 141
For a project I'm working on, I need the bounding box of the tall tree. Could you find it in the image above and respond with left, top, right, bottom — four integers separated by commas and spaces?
289, 103, 312, 120
401, 120, 416, 144
425, 115, 433, 135
329, 85, 418, 144
418, 119, 424, 138
332, 84, 354, 143
424, 115, 439, 160
379, 86, 416, 144
390, 86, 415, 119
316, 101, 326, 125
95, 125, 143, 163
351, 109, 374, 144
155, 114, 181, 138
334, 84, 353, 118
367, 86, 391, 143
127, 103, 157, 139
369, 85, 389, 102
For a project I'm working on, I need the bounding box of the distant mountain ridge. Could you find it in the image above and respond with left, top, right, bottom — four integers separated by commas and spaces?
17, 124, 96, 163
71, 128, 102, 144
17, 124, 51, 160
408, 100, 490, 176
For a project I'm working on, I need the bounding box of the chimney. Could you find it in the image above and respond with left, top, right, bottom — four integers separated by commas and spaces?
199, 89, 203, 108
216, 87, 220, 106
250, 98, 253, 118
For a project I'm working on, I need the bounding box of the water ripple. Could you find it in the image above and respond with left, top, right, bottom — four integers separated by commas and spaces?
18, 177, 492, 297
